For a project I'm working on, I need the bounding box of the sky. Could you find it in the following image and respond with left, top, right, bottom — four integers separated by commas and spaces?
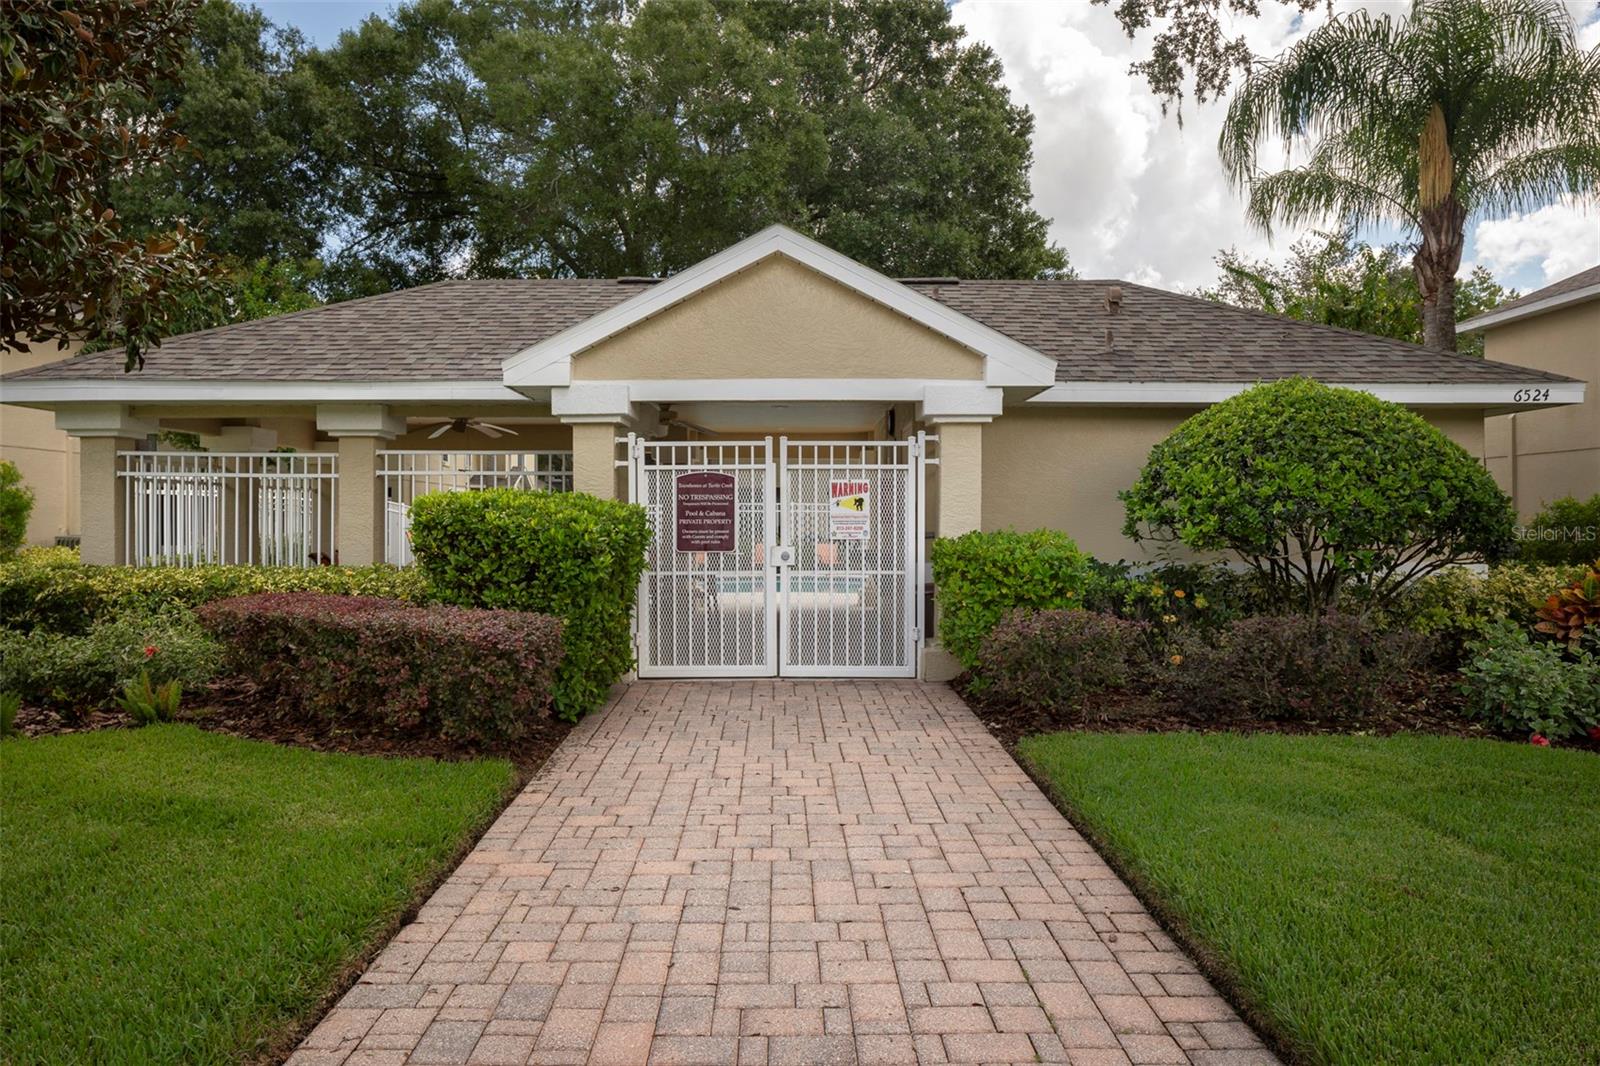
257, 0, 1600, 294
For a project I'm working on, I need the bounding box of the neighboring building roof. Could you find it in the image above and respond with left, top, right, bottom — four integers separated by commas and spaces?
1457, 264, 1600, 333
3, 273, 1576, 389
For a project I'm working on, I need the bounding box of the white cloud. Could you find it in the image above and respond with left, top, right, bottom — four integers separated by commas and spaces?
1473, 202, 1600, 285
954, 0, 1600, 292
952, 0, 1329, 289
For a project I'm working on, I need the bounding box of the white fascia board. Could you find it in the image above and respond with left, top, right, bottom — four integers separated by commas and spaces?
613, 378, 995, 404
0, 379, 529, 405
1027, 380, 1587, 409
499, 224, 1058, 388
1456, 283, 1600, 332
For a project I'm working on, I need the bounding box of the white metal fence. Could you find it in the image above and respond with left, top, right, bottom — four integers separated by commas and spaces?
377, 450, 574, 565
118, 451, 339, 567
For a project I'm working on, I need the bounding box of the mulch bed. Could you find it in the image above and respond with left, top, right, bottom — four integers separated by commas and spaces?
11, 681, 573, 776
958, 671, 1600, 755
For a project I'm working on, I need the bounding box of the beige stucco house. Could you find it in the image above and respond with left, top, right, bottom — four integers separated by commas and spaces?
0, 226, 1584, 677
1, 339, 82, 546
1461, 264, 1600, 519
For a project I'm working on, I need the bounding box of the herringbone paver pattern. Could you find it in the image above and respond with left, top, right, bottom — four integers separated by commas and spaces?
292, 681, 1276, 1066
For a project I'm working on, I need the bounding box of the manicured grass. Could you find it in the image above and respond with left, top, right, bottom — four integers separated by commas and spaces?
1019, 732, 1600, 1066
1, 726, 514, 1064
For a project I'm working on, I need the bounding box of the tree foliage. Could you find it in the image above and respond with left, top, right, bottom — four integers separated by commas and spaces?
1095, 0, 1327, 108
114, 0, 1067, 303
112, 0, 333, 263
0, 460, 35, 558
1218, 0, 1600, 350
1196, 230, 1513, 357
1121, 378, 1516, 612
0, 0, 223, 369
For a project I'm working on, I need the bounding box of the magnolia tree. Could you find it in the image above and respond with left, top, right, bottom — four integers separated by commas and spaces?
1121, 378, 1514, 612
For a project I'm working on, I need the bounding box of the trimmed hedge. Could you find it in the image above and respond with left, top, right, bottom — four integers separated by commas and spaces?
0, 550, 430, 634
1162, 612, 1432, 721
976, 609, 1150, 713
930, 529, 1096, 669
197, 593, 563, 743
407, 490, 651, 719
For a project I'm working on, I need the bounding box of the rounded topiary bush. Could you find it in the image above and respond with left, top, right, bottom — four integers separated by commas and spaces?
1121, 377, 1514, 611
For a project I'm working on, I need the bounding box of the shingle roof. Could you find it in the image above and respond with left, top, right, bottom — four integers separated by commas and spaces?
1456, 263, 1600, 331
1484, 264, 1600, 314
3, 274, 1576, 386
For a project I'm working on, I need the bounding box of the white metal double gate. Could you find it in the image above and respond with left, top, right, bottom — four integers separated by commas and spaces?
629, 435, 927, 677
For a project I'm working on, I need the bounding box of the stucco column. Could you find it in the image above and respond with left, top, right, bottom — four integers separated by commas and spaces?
931, 420, 984, 537
54, 405, 156, 565
76, 436, 136, 565
317, 405, 405, 566
334, 436, 384, 565
922, 417, 989, 682
570, 422, 624, 500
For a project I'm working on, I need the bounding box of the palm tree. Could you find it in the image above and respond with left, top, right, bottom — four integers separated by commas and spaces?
1219, 0, 1600, 351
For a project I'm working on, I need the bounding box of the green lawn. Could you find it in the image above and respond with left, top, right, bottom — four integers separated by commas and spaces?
1, 725, 514, 1064
1019, 732, 1600, 1066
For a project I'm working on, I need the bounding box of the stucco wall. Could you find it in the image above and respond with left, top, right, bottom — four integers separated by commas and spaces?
1, 342, 82, 543
574, 255, 984, 381
1481, 301, 1600, 517
983, 404, 1493, 563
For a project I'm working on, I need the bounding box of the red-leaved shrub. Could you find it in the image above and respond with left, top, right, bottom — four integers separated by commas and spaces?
196, 593, 563, 743
976, 609, 1152, 713
1162, 611, 1431, 721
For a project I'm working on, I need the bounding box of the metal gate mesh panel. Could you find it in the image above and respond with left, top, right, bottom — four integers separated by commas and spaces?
635, 441, 772, 676
631, 435, 921, 678
780, 440, 915, 675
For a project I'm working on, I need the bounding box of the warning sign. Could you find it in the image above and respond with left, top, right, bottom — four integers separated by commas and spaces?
829, 480, 871, 541
675, 471, 736, 552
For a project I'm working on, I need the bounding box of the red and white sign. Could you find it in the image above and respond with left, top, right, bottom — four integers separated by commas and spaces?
828, 479, 871, 541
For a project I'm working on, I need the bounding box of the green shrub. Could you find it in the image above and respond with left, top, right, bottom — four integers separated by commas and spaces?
0, 554, 430, 634
1394, 563, 1584, 660
1122, 378, 1515, 613
976, 609, 1151, 713
0, 613, 222, 717
0, 691, 18, 737
1085, 560, 1269, 641
0, 459, 35, 558
408, 490, 651, 720
1459, 622, 1600, 740
198, 593, 564, 743
1518, 495, 1600, 566
1162, 611, 1432, 721
930, 529, 1096, 670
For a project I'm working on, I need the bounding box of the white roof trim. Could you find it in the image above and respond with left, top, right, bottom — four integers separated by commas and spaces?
0, 379, 530, 405
500, 224, 1059, 390
1028, 380, 1586, 410
1457, 281, 1600, 332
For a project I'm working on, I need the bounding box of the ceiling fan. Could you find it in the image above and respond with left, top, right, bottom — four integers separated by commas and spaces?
417, 416, 519, 440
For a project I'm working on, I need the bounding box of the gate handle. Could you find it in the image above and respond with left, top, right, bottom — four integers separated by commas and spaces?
771, 544, 797, 567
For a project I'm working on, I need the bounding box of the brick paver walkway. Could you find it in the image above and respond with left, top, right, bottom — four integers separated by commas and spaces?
292, 681, 1276, 1066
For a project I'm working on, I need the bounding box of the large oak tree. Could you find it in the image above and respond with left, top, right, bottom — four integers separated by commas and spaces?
127, 0, 1069, 299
